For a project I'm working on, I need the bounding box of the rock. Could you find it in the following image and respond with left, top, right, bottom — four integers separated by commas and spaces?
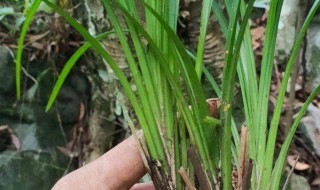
275, 0, 300, 62
0, 46, 15, 95
306, 14, 320, 89
0, 150, 68, 190
289, 173, 311, 190
273, 0, 320, 89
56, 85, 81, 124
300, 104, 320, 156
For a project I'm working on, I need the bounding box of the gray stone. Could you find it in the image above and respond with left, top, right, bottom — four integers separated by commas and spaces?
289, 173, 311, 190
275, 0, 299, 62
0, 46, 15, 94
300, 104, 320, 156
306, 16, 320, 89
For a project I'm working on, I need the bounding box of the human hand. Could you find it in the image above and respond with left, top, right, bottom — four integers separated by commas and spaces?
52, 136, 155, 190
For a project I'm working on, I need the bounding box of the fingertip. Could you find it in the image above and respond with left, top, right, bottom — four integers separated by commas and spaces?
130, 182, 155, 190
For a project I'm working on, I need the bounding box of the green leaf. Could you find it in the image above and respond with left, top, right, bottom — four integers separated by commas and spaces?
256, 0, 284, 175
16, 0, 42, 100
42, 0, 160, 160
115, 1, 217, 179
270, 85, 320, 189
195, 0, 213, 78
103, 0, 168, 168
211, 1, 228, 35
220, 0, 255, 188
46, 31, 120, 112
261, 1, 320, 188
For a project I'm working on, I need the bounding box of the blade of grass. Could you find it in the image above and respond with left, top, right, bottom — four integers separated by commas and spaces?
224, 0, 240, 57
144, 0, 162, 113
270, 85, 320, 189
176, 117, 186, 190
165, 0, 180, 183
256, 0, 284, 176
195, 0, 213, 78
118, 0, 162, 132
46, 30, 122, 111
202, 65, 221, 97
221, 0, 255, 188
220, 5, 242, 179
158, 0, 178, 170
141, 2, 216, 165
204, 116, 221, 126
168, 0, 179, 31
188, 50, 240, 164
142, 1, 176, 173
103, 0, 169, 170
118, 3, 178, 182
213, 0, 258, 164
16, 0, 42, 100
116, 2, 216, 179
211, 0, 228, 35
42, 0, 160, 160
238, 0, 259, 166
261, 1, 320, 188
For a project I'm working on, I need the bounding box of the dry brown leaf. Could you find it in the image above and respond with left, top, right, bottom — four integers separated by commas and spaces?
26, 31, 50, 44
0, 125, 8, 131
10, 134, 21, 150
251, 27, 265, 50
287, 155, 311, 171
251, 27, 265, 41
57, 146, 78, 157
178, 167, 197, 190
0, 32, 8, 37
31, 42, 45, 50
78, 102, 85, 121
312, 177, 320, 185
68, 41, 82, 47
252, 41, 260, 50
238, 127, 250, 190
6, 44, 18, 48
57, 146, 71, 156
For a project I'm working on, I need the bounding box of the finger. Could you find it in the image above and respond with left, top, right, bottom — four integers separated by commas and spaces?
52, 136, 147, 190
130, 182, 155, 190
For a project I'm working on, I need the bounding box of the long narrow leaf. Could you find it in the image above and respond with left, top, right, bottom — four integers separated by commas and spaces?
115, 2, 216, 178
141, 2, 216, 164
261, 1, 320, 188
16, 0, 42, 99
103, 1, 169, 167
211, 0, 228, 35
270, 85, 320, 189
195, 0, 213, 78
46, 31, 121, 111
220, 0, 255, 188
42, 0, 159, 159
256, 0, 284, 175
188, 50, 240, 164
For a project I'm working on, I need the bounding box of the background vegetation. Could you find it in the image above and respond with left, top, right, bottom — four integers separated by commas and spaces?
1, 0, 320, 189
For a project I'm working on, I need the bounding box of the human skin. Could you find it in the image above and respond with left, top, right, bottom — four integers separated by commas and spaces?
52, 136, 155, 190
